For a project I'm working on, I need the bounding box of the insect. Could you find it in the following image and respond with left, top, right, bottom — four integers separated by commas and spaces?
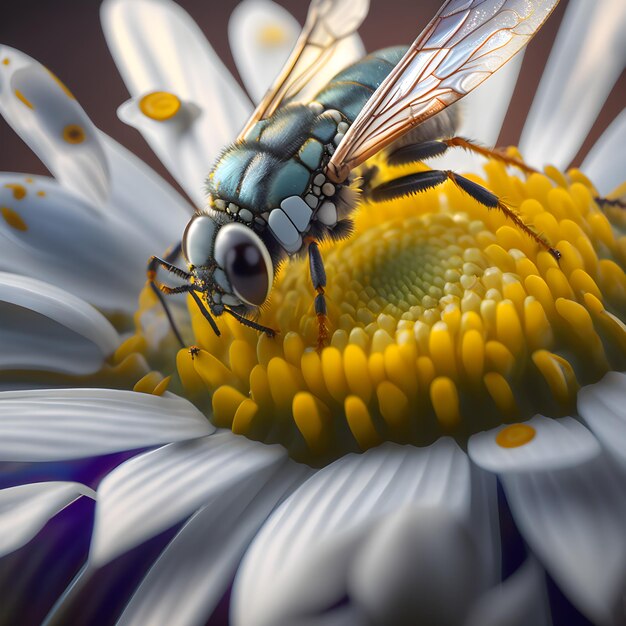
148, 0, 561, 350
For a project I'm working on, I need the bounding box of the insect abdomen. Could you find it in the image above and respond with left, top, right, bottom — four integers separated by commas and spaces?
313, 46, 408, 123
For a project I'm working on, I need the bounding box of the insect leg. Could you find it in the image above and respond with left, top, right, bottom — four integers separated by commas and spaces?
189, 290, 221, 337
147, 242, 190, 347
444, 137, 539, 174
372, 169, 561, 261
307, 239, 328, 351
386, 140, 450, 166
223, 308, 276, 337
386, 137, 538, 175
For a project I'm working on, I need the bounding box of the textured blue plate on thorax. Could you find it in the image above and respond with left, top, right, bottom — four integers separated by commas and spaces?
206, 46, 408, 213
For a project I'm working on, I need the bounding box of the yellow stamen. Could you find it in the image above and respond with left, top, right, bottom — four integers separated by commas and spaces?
121, 153, 624, 464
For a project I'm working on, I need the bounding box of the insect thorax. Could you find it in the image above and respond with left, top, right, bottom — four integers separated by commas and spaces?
205, 46, 409, 256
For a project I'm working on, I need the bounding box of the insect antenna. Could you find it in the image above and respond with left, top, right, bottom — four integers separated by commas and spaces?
223, 307, 276, 337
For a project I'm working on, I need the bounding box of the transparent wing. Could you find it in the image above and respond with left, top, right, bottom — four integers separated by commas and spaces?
327, 0, 560, 182
238, 0, 369, 139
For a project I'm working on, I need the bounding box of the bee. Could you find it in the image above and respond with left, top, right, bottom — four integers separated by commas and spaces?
148, 0, 561, 349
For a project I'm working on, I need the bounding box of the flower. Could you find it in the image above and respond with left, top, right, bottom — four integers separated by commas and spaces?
0, 1, 625, 625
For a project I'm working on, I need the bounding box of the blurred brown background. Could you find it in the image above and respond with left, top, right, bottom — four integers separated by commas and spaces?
0, 0, 623, 202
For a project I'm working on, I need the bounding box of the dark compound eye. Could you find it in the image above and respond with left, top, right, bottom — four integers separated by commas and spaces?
214, 223, 273, 306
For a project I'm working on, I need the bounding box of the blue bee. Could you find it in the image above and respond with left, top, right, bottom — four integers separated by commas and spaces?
149, 0, 561, 349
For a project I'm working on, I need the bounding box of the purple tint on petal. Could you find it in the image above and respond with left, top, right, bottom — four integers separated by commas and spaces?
0, 447, 152, 491
0, 496, 94, 626
207, 580, 232, 626
45, 523, 183, 626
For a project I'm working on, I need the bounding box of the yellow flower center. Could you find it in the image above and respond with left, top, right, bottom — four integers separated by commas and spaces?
129, 155, 625, 466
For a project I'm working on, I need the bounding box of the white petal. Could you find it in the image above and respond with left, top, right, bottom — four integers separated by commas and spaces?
581, 109, 626, 196
350, 507, 482, 626
101, 0, 253, 207
118, 460, 311, 626
465, 558, 551, 626
0, 46, 109, 206
578, 371, 626, 467
0, 271, 119, 375
90, 431, 286, 566
100, 134, 192, 252
229, 0, 300, 104
519, 0, 626, 169
232, 439, 474, 626
468, 415, 601, 474
0, 388, 212, 461
502, 453, 626, 625
0, 481, 95, 558
0, 47, 192, 263
0, 175, 152, 312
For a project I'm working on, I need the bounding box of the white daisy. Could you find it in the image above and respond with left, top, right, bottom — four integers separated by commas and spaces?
0, 1, 625, 625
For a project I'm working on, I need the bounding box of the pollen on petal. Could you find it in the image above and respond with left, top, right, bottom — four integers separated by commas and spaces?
1, 206, 27, 231
139, 91, 181, 121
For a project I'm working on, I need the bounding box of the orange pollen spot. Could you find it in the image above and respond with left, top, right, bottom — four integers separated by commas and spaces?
2, 58, 10, 66
14, 89, 33, 109
25, 177, 34, 184
37, 191, 46, 197
1, 207, 27, 231
63, 124, 86, 144
47, 69, 75, 99
139, 91, 181, 121
496, 423, 536, 448
257, 24, 288, 46
4, 183, 27, 200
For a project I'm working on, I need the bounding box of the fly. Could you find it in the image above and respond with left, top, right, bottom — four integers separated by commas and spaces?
148, 0, 562, 351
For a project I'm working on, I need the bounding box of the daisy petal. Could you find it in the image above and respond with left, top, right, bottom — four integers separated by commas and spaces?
118, 461, 310, 626
0, 46, 109, 206
581, 109, 626, 196
465, 558, 551, 626
468, 415, 601, 474
0, 272, 119, 375
101, 0, 253, 206
90, 431, 286, 566
0, 175, 153, 312
100, 135, 192, 252
232, 439, 475, 626
350, 507, 482, 626
578, 371, 626, 467
502, 454, 626, 625
0, 481, 95, 558
228, 0, 300, 104
0, 388, 212, 461
519, 0, 626, 169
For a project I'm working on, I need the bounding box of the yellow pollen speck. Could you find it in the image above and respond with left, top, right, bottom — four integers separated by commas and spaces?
63, 124, 86, 144
14, 89, 33, 109
4, 183, 27, 200
120, 151, 625, 465
496, 423, 536, 448
2, 58, 10, 66
139, 91, 181, 121
47, 69, 75, 99
1, 207, 27, 231
37, 191, 46, 197
258, 24, 288, 46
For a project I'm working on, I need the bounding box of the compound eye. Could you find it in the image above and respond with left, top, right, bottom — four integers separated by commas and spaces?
214, 223, 273, 306
182, 215, 217, 267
